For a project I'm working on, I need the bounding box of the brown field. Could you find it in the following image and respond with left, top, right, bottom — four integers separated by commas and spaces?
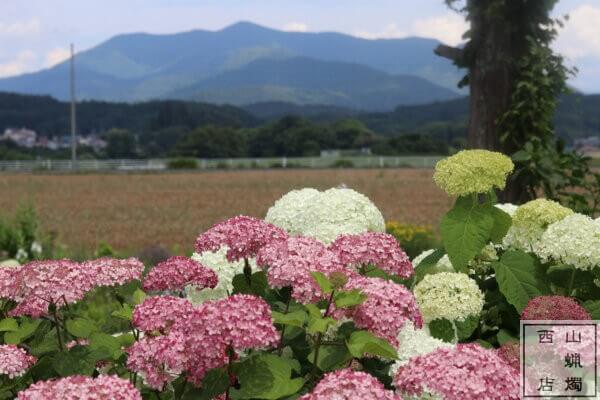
0, 169, 451, 256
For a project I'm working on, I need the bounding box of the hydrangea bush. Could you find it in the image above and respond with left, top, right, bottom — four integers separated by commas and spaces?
0, 149, 598, 399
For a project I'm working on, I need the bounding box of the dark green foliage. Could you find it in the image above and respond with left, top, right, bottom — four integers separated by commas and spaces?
167, 158, 198, 170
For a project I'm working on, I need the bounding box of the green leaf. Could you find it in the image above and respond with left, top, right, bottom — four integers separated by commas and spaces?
583, 300, 600, 319
308, 344, 352, 371
89, 332, 121, 360
305, 304, 335, 335
497, 329, 517, 345
132, 289, 146, 305
0, 318, 18, 332
272, 310, 307, 328
310, 272, 333, 294
65, 318, 97, 338
334, 289, 366, 308
4, 319, 41, 344
492, 250, 551, 313
429, 318, 456, 343
414, 248, 447, 284
111, 304, 133, 321
52, 347, 97, 377
440, 196, 495, 271
231, 354, 304, 399
490, 207, 512, 244
183, 367, 229, 400
476, 339, 494, 349
346, 330, 397, 360
232, 271, 268, 296
455, 315, 479, 341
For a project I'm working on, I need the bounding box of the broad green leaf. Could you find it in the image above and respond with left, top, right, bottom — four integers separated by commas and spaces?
231, 354, 304, 399
52, 347, 97, 377
455, 315, 479, 341
4, 319, 41, 344
414, 248, 447, 284
334, 289, 366, 308
476, 339, 494, 349
492, 250, 551, 313
490, 207, 512, 244
183, 367, 229, 400
305, 304, 335, 334
346, 330, 397, 360
546, 264, 591, 290
272, 310, 307, 328
132, 289, 146, 305
0, 318, 18, 332
308, 344, 352, 371
311, 272, 332, 294
65, 318, 97, 338
89, 332, 121, 360
440, 196, 495, 271
496, 329, 517, 345
583, 300, 600, 319
111, 304, 133, 321
429, 318, 456, 343
232, 271, 268, 296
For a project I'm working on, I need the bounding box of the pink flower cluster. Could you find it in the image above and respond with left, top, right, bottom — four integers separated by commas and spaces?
299, 369, 400, 400
329, 232, 414, 278
17, 375, 142, 400
195, 215, 287, 261
0, 345, 36, 379
126, 294, 279, 389
1, 257, 143, 317
338, 276, 422, 346
496, 342, 520, 371
132, 296, 195, 333
257, 236, 352, 303
394, 343, 520, 400
521, 295, 591, 320
142, 256, 218, 292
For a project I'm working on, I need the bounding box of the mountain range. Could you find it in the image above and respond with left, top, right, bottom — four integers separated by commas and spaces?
0, 22, 463, 111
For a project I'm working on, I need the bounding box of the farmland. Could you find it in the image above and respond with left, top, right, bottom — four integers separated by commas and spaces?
0, 169, 451, 256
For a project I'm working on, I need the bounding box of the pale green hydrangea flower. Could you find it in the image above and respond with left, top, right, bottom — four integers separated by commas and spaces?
433, 150, 514, 197
265, 187, 385, 244
412, 249, 454, 274
468, 243, 499, 275
185, 246, 258, 304
534, 213, 600, 271
0, 259, 20, 268
505, 199, 573, 251
413, 272, 484, 323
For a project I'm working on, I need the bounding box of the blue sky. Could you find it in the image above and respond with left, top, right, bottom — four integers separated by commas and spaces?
1, 0, 599, 92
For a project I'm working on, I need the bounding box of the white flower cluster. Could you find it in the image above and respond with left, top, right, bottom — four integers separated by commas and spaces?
495, 203, 518, 217
391, 321, 453, 373
413, 272, 484, 323
0, 259, 19, 268
412, 249, 454, 274
185, 246, 258, 304
265, 187, 385, 244
534, 214, 600, 271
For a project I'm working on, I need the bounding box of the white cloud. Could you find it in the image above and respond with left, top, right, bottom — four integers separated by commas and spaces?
0, 18, 41, 37
283, 22, 308, 32
354, 13, 467, 45
411, 13, 468, 46
45, 47, 70, 67
355, 23, 406, 40
555, 4, 600, 59
0, 50, 37, 78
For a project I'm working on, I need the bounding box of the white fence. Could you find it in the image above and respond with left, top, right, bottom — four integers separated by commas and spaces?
0, 156, 443, 172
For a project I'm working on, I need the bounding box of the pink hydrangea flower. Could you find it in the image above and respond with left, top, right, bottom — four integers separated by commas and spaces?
521, 295, 591, 320
0, 345, 36, 379
126, 331, 188, 390
329, 232, 414, 278
195, 215, 288, 261
339, 276, 422, 347
181, 294, 280, 384
2, 258, 143, 317
299, 369, 400, 400
394, 343, 520, 400
132, 296, 195, 333
257, 236, 352, 303
82, 257, 144, 287
496, 342, 520, 371
17, 375, 142, 400
142, 256, 218, 292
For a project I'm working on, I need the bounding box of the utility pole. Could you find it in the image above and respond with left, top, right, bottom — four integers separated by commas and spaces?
70, 43, 77, 167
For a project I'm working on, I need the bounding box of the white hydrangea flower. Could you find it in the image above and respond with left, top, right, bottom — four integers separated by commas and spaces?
412, 249, 454, 274
534, 213, 600, 271
185, 246, 258, 304
495, 203, 518, 217
413, 272, 484, 323
468, 243, 499, 275
265, 187, 385, 244
30, 241, 42, 255
390, 321, 453, 374
15, 249, 28, 264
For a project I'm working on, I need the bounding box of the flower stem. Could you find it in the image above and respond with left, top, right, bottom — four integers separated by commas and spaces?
243, 257, 252, 287
310, 290, 336, 381
225, 345, 235, 400
567, 268, 576, 296
51, 304, 64, 352
277, 295, 292, 356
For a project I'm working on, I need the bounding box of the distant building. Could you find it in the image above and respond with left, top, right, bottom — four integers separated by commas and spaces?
1, 128, 37, 148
